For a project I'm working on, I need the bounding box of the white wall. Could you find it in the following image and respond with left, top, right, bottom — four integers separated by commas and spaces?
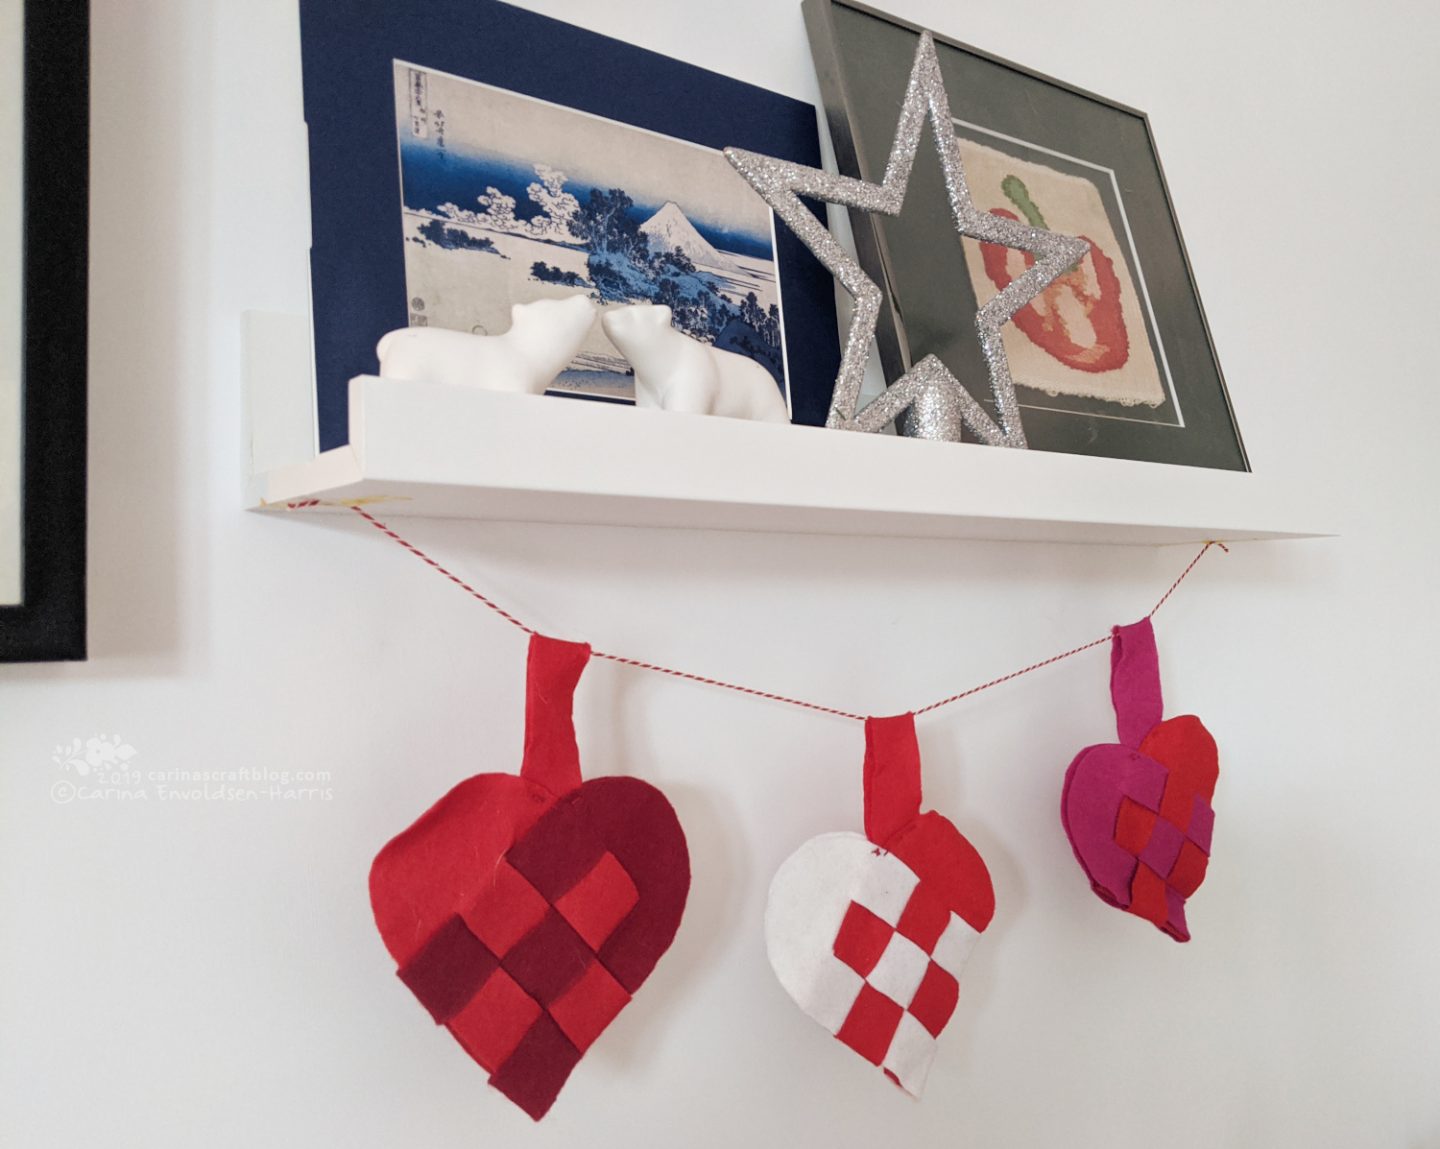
2, 1, 1437, 1145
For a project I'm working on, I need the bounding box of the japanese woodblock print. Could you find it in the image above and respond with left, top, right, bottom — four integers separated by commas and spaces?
394, 63, 789, 408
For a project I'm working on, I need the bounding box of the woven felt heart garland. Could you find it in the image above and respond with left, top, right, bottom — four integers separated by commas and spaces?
369, 634, 690, 1120
1061, 618, 1218, 941
766, 714, 995, 1096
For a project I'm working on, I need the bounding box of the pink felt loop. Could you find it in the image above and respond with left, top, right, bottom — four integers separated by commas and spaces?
521, 633, 593, 796
862, 714, 923, 846
1110, 618, 1164, 748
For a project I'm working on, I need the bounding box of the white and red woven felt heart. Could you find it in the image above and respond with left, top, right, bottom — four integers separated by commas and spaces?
369, 635, 690, 1121
766, 715, 994, 1096
1061, 618, 1218, 941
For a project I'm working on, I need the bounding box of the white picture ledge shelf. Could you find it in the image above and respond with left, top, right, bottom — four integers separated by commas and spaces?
247, 373, 1329, 546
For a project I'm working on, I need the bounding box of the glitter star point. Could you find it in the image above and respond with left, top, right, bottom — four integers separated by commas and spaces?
726, 31, 1089, 447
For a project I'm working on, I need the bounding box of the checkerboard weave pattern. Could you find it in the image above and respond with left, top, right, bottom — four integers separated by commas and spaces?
1114, 779, 1214, 932
397, 840, 641, 1120
768, 838, 981, 1097
372, 636, 690, 1121
826, 850, 979, 1094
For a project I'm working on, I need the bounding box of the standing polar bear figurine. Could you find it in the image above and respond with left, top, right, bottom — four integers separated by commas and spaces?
375, 294, 597, 394
601, 303, 790, 423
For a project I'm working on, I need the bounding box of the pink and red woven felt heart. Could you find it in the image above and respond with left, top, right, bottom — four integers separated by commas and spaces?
1061, 618, 1218, 941
766, 714, 994, 1096
369, 634, 690, 1120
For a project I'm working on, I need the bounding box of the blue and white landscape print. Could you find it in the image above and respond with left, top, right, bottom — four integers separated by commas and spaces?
393, 63, 787, 401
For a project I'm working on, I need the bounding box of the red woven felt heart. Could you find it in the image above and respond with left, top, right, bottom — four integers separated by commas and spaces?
370, 635, 690, 1120
1061, 619, 1218, 941
767, 715, 995, 1096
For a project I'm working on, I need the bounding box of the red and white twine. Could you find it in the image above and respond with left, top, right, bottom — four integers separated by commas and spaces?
338, 503, 1226, 723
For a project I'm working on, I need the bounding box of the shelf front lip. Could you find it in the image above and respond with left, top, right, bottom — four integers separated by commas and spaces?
248, 377, 1332, 545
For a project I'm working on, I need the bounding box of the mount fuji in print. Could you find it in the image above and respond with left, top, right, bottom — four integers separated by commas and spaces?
639, 201, 726, 267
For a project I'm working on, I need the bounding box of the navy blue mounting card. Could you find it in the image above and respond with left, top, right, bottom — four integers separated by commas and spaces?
300, 0, 841, 450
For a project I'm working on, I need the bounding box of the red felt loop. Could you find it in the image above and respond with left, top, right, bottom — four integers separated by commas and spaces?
862, 714, 923, 845
521, 634, 593, 796
1110, 618, 1164, 749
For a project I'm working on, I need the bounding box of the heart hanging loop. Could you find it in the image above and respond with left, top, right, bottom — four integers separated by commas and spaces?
521, 633, 593, 796
1110, 619, 1163, 750
862, 713, 923, 846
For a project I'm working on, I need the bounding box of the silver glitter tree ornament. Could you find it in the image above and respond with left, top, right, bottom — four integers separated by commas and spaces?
726, 31, 1090, 447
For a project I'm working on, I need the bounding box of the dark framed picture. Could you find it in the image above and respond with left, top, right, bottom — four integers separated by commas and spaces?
804, 0, 1247, 470
299, 0, 840, 450
0, 0, 89, 663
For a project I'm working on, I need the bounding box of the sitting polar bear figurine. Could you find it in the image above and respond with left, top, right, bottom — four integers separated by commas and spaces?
375, 294, 597, 394
601, 302, 790, 423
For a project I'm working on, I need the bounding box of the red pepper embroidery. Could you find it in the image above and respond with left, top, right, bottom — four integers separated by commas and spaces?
978, 175, 1130, 375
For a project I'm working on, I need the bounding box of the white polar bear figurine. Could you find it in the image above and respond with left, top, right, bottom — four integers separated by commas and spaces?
601, 302, 790, 423
375, 294, 597, 394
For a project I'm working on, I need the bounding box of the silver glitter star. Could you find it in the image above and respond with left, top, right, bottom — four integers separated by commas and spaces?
726, 31, 1089, 447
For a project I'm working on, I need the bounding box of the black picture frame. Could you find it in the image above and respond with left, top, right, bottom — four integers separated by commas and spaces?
0, 0, 89, 662
804, 0, 1248, 471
